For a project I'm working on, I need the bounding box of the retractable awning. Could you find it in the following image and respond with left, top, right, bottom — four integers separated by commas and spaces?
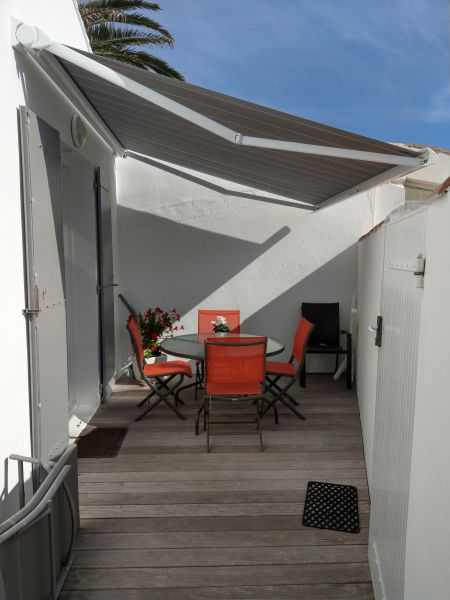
13, 21, 436, 209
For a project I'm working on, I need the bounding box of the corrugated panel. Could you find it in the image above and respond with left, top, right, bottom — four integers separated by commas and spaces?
369, 207, 427, 600
55, 49, 419, 206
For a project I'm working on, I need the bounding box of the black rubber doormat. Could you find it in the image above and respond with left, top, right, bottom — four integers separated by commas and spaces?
302, 481, 360, 533
76, 427, 128, 458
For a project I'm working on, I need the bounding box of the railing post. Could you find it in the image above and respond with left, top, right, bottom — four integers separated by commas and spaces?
17, 460, 25, 509
47, 499, 57, 600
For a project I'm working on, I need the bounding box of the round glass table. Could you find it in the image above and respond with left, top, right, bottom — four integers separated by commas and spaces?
161, 333, 285, 432
160, 333, 285, 360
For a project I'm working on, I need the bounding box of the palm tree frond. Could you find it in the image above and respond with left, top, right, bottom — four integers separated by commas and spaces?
79, 0, 160, 15
78, 0, 183, 79
83, 11, 172, 40
94, 46, 184, 79
89, 24, 173, 48
79, 1, 161, 26
86, 17, 173, 43
87, 11, 173, 37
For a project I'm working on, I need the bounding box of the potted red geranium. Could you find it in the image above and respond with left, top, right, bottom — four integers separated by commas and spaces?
137, 307, 183, 363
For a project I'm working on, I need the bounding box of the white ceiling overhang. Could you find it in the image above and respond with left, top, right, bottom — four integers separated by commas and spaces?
13, 20, 437, 210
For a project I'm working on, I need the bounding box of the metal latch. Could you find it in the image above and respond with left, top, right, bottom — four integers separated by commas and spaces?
368, 315, 383, 347
414, 256, 425, 288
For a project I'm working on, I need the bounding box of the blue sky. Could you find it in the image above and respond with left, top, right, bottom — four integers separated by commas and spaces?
152, 0, 449, 147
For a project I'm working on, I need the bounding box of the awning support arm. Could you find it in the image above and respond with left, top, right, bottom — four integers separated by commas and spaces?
13, 21, 436, 170
126, 151, 317, 211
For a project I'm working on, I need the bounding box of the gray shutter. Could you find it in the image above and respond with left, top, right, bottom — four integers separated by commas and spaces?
19, 107, 69, 460
95, 169, 116, 396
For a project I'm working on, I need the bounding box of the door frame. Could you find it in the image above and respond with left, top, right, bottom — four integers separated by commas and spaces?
94, 168, 116, 401
19, 107, 41, 460
18, 106, 69, 461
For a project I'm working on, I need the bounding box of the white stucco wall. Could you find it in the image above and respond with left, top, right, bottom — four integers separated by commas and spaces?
116, 157, 379, 371
403, 191, 450, 600
0, 0, 116, 520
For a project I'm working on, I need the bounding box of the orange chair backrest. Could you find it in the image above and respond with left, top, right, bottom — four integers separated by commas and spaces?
126, 316, 145, 375
292, 318, 315, 365
205, 337, 266, 396
198, 309, 240, 334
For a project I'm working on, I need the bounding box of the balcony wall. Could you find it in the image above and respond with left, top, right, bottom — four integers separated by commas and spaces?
356, 151, 450, 599
115, 157, 382, 371
404, 190, 450, 600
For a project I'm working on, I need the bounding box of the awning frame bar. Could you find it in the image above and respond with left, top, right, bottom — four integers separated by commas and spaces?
317, 161, 436, 209
13, 21, 434, 170
237, 135, 433, 167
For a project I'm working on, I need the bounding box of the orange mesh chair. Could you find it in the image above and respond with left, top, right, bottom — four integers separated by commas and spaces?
126, 316, 192, 421
203, 337, 267, 452
261, 318, 315, 421
195, 310, 240, 400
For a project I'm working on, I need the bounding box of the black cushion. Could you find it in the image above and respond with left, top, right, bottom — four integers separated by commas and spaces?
301, 302, 340, 347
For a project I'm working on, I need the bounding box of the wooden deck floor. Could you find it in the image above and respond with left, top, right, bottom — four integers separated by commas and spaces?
62, 374, 374, 600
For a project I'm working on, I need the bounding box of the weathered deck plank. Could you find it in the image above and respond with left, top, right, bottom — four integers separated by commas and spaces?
64, 563, 371, 588
61, 583, 375, 600
75, 528, 369, 550
79, 513, 370, 532
63, 374, 373, 598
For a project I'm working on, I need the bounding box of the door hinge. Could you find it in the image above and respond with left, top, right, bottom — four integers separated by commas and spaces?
99, 383, 104, 397
387, 255, 425, 287
22, 308, 40, 317
97, 283, 119, 294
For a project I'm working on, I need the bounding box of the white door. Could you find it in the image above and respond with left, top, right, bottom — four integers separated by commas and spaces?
62, 150, 101, 419
357, 225, 386, 487
369, 206, 427, 600
19, 107, 69, 460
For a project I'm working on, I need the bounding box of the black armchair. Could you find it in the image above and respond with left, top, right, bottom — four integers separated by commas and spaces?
299, 302, 352, 389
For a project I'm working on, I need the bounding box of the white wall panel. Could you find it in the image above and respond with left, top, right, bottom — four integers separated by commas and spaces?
404, 193, 450, 600
369, 207, 427, 600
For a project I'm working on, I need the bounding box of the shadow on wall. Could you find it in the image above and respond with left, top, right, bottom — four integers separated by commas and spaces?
242, 245, 357, 370
118, 194, 357, 374
118, 204, 290, 361
118, 205, 289, 310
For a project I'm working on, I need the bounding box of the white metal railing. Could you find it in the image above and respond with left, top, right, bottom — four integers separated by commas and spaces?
0, 445, 78, 600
